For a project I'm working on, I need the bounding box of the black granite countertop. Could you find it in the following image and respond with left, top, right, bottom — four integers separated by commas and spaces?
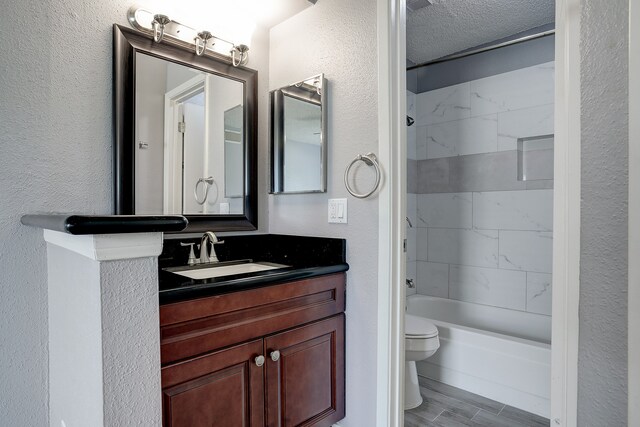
159, 234, 348, 304
21, 214, 188, 234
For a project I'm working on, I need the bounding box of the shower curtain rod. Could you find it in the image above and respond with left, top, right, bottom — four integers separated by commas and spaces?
407, 29, 555, 71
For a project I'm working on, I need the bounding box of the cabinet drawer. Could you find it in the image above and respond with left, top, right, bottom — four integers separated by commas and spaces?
160, 273, 346, 365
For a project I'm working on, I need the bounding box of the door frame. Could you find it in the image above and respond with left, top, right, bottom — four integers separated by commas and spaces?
550, 1, 581, 425
163, 74, 206, 214
376, 0, 406, 426
629, 0, 639, 424
376, 1, 582, 426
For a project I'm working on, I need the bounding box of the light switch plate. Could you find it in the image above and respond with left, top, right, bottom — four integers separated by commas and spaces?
328, 198, 348, 223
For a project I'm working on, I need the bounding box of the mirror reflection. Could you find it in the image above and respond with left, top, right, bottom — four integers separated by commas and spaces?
135, 52, 244, 215
270, 74, 327, 194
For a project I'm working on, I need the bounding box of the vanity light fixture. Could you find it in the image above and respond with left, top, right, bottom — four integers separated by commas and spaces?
128, 6, 250, 66
231, 44, 249, 67
195, 31, 214, 56
151, 14, 171, 42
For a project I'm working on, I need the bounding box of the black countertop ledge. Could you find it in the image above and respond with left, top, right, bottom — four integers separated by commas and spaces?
21, 214, 188, 234
159, 234, 348, 304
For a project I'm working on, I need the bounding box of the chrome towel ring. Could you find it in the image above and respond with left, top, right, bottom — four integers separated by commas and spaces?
344, 152, 381, 198
194, 177, 215, 205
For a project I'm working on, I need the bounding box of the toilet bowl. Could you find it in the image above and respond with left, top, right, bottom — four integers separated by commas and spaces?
404, 314, 439, 410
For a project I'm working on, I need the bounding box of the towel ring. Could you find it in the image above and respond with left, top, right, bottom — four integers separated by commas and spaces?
344, 152, 381, 198
194, 177, 215, 205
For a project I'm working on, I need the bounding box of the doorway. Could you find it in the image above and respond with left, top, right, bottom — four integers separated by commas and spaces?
377, 0, 581, 425
164, 74, 207, 214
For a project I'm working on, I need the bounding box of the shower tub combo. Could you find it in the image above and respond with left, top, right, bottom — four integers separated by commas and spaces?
406, 294, 551, 418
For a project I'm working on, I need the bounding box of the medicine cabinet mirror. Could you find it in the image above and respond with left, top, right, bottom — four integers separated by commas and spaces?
113, 25, 257, 231
270, 74, 327, 194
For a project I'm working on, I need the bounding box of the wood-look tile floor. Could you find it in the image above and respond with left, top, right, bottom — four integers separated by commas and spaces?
405, 376, 550, 427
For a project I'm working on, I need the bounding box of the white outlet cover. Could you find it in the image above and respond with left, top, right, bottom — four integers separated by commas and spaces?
328, 198, 348, 223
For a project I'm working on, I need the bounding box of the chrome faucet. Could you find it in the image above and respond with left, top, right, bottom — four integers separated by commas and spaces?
200, 231, 224, 263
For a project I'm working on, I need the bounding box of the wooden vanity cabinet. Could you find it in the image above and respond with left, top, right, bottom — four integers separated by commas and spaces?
160, 273, 346, 427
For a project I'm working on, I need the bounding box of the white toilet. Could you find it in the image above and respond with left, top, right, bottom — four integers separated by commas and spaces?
404, 314, 440, 410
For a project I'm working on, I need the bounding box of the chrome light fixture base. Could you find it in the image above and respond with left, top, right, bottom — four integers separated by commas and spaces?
127, 6, 250, 66
231, 44, 249, 67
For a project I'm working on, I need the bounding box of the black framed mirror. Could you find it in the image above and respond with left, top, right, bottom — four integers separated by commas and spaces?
113, 24, 257, 232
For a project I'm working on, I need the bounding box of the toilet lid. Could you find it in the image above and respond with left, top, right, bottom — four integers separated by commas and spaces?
405, 314, 438, 338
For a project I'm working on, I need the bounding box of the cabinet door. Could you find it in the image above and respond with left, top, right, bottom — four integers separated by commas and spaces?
265, 315, 345, 427
162, 339, 265, 427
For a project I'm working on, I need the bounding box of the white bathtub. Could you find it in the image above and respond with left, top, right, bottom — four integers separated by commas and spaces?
406, 295, 551, 418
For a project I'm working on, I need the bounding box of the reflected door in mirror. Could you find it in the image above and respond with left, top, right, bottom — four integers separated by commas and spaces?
134, 52, 244, 215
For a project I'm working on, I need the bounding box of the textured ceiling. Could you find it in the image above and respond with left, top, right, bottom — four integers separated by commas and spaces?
407, 0, 555, 64
156, 0, 312, 32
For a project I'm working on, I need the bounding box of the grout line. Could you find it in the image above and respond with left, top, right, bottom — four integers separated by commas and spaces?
525, 271, 529, 311
471, 191, 475, 229
422, 383, 486, 418
466, 101, 556, 121
497, 228, 501, 268
413, 186, 553, 196
416, 260, 449, 266
420, 225, 552, 233
427, 293, 547, 315
470, 409, 482, 422
425, 227, 429, 262
442, 261, 551, 276
497, 404, 506, 415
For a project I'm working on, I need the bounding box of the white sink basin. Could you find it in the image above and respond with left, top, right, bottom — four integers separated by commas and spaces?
172, 262, 289, 280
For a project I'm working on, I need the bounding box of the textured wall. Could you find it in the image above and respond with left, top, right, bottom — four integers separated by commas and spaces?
0, 1, 269, 424
0, 1, 129, 424
268, 1, 379, 425
47, 247, 162, 427
101, 257, 162, 426
578, 0, 629, 424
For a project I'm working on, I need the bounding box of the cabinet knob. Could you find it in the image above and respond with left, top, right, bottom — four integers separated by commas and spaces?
270, 350, 280, 362
254, 355, 265, 367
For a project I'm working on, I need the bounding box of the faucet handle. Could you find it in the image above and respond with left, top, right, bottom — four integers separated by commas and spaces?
180, 242, 197, 266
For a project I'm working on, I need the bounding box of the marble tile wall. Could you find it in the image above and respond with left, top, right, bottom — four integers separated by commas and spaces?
414, 62, 554, 162
406, 91, 418, 296
410, 63, 555, 317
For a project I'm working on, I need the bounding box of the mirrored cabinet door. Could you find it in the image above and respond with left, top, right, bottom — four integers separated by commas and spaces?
270, 74, 327, 194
